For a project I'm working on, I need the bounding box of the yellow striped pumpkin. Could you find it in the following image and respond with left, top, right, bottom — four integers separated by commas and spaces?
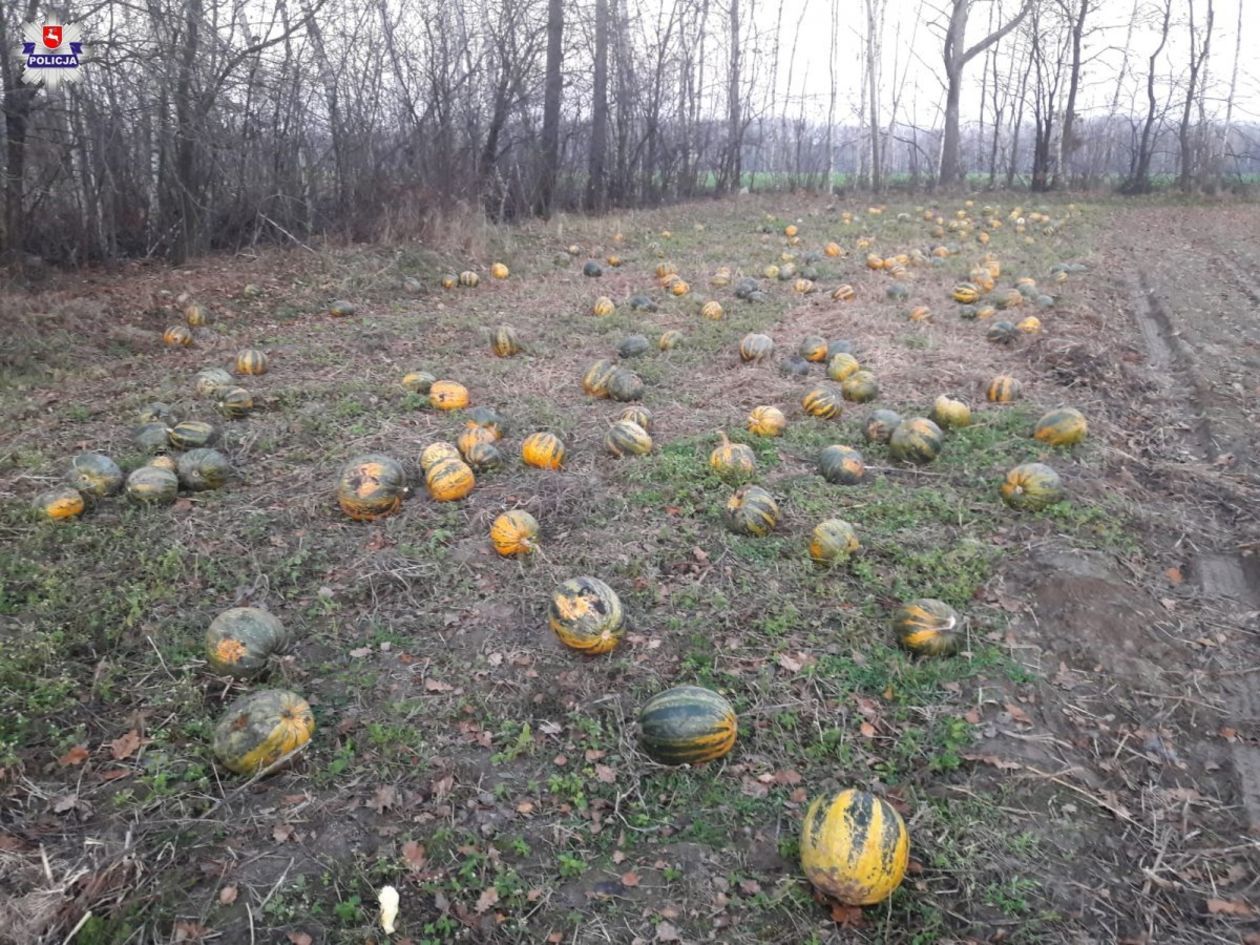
490, 510, 539, 557
638, 685, 737, 765
951, 282, 981, 304
747, 405, 786, 437
490, 262, 510, 279
800, 789, 909, 906
592, 296, 615, 317
212, 689, 314, 777
164, 325, 193, 347
582, 359, 618, 397
930, 395, 971, 430
522, 432, 565, 470
429, 380, 470, 410
617, 405, 653, 432
490, 325, 522, 357
420, 441, 461, 472
723, 485, 779, 536
1000, 462, 1063, 511
235, 349, 268, 375
426, 458, 475, 502
841, 371, 879, 404
802, 386, 843, 419
700, 300, 724, 321
606, 419, 652, 457
401, 371, 436, 394
709, 433, 756, 479
827, 352, 860, 382
458, 270, 480, 288
809, 519, 860, 566
549, 577, 624, 654
739, 333, 775, 363
184, 304, 209, 327
659, 329, 684, 350
1033, 408, 1087, 447
893, 598, 961, 656
337, 454, 407, 520
985, 375, 1020, 403
34, 487, 85, 521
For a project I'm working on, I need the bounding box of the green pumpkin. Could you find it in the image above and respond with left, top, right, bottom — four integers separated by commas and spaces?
1000, 462, 1064, 511
138, 402, 178, 424
819, 445, 866, 485
987, 321, 1018, 345
549, 577, 624, 654
638, 685, 737, 765
841, 370, 879, 404
1033, 408, 1087, 447
893, 598, 962, 657
466, 405, 510, 439
168, 420, 218, 450
68, 452, 123, 497
134, 422, 173, 453
205, 607, 290, 677
629, 295, 657, 312
825, 339, 855, 360
889, 418, 943, 465
617, 405, 653, 432
607, 369, 644, 402
177, 448, 231, 491
462, 440, 502, 472
582, 260, 604, 277
863, 409, 903, 444
885, 282, 910, 301
723, 485, 779, 536
126, 465, 180, 503
217, 387, 254, 419
212, 689, 315, 776
328, 299, 357, 317
606, 420, 652, 457
809, 519, 860, 566
618, 335, 650, 358
401, 370, 437, 394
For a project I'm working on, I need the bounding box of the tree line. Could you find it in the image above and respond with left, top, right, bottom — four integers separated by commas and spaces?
0, 0, 1249, 266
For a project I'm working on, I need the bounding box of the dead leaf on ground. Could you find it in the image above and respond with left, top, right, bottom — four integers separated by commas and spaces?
475, 886, 499, 913
402, 840, 427, 870
110, 730, 143, 760
218, 885, 238, 905
621, 871, 640, 887
655, 921, 680, 942
1206, 897, 1254, 916
287, 933, 313, 945
59, 744, 89, 767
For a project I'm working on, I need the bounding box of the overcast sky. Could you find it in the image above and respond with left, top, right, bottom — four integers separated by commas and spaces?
751, 0, 1253, 127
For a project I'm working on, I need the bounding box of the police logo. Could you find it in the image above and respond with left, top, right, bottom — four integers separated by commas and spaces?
21, 19, 84, 89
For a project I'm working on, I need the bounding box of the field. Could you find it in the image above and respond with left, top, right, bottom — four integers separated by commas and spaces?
2, 194, 1259, 945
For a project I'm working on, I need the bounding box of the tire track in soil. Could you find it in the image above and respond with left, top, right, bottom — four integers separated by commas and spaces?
1127, 260, 1260, 834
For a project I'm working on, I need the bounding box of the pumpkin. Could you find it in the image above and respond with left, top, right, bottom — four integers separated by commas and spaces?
824, 242, 843, 257
699, 300, 725, 321
426, 457, 476, 501
888, 417, 943, 465
985, 375, 1020, 403
826, 353, 860, 383
459, 270, 480, 287
976, 305, 997, 320
799, 336, 828, 362
35, 487, 85, 520
630, 294, 658, 312
987, 321, 1018, 345
582, 260, 604, 278
781, 356, 811, 377
135, 422, 172, 452
831, 284, 856, 303
1033, 408, 1087, 447
522, 432, 565, 469
1000, 462, 1063, 511
217, 387, 253, 419
441, 273, 458, 289
328, 300, 356, 317
747, 405, 786, 437
863, 409, 903, 444
196, 369, 234, 398
819, 445, 865, 485
612, 406, 651, 433
458, 426, 497, 459
908, 306, 931, 323
930, 395, 971, 430
995, 288, 1024, 310
639, 685, 737, 765
618, 335, 650, 358
784, 224, 798, 237
212, 689, 314, 776
490, 262, 510, 279
205, 607, 290, 677
465, 405, 509, 440
183, 303, 209, 327
592, 296, 616, 317
402, 371, 436, 394
809, 519, 860, 566
548, 576, 624, 654
1015, 276, 1037, 292
168, 420, 217, 450
1017, 315, 1042, 334
126, 465, 180, 503
802, 386, 843, 419
490, 325, 522, 357
952, 282, 981, 304
568, 244, 583, 256
606, 419, 653, 457
235, 349, 268, 375
826, 339, 855, 360
429, 380, 470, 410
723, 485, 779, 536
421, 441, 461, 471
958, 304, 978, 320
800, 789, 909, 906
865, 254, 884, 271
733, 278, 761, 301
885, 282, 910, 302
605, 255, 622, 267
137, 402, 171, 423
893, 598, 962, 656
710, 267, 732, 287
841, 371, 879, 404
710, 433, 756, 479
763, 264, 781, 280
582, 359, 619, 397
69, 452, 123, 497
462, 440, 502, 472
336, 454, 407, 520
490, 510, 539, 557
655, 261, 678, 280
153, 456, 178, 472
794, 278, 815, 294
607, 369, 643, 402
164, 325, 193, 347
177, 448, 231, 491
659, 330, 684, 351
739, 334, 775, 363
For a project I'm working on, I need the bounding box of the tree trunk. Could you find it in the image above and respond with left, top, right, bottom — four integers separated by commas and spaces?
723, 0, 741, 193
1124, 0, 1172, 194
1053, 0, 1088, 189
1177, 0, 1212, 192
540, 0, 564, 215
586, 0, 609, 210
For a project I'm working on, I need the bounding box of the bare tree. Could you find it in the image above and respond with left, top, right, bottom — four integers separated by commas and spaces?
1177, 0, 1213, 192
1122, 0, 1173, 194
1053, 0, 1090, 189
586, 0, 610, 210
936, 0, 1033, 187
539, 0, 563, 215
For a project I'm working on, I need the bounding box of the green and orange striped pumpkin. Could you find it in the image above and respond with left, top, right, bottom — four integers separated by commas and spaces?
212, 689, 315, 776
723, 485, 779, 536
1033, 408, 1087, 446
893, 599, 962, 656
802, 386, 843, 419
522, 432, 565, 469
548, 577, 624, 654
800, 789, 910, 906
888, 418, 943, 465
809, 519, 860, 566
819, 445, 865, 485
336, 454, 407, 520
638, 685, 737, 765
863, 409, 903, 444
1000, 462, 1063, 511
205, 607, 290, 677
606, 420, 652, 457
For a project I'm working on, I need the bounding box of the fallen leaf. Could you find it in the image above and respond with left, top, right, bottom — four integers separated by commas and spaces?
859, 721, 876, 738
738, 879, 761, 895
424, 678, 454, 693
218, 885, 238, 905
1165, 566, 1183, 585
173, 921, 211, 942
1004, 702, 1032, 725
370, 785, 399, 813
272, 823, 296, 843
963, 708, 982, 724
110, 730, 143, 761
402, 840, 427, 870
828, 902, 865, 927
287, 933, 313, 945
655, 921, 680, 942
595, 764, 617, 784
59, 744, 89, 767
475, 886, 499, 913
1206, 897, 1254, 916
621, 871, 640, 887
